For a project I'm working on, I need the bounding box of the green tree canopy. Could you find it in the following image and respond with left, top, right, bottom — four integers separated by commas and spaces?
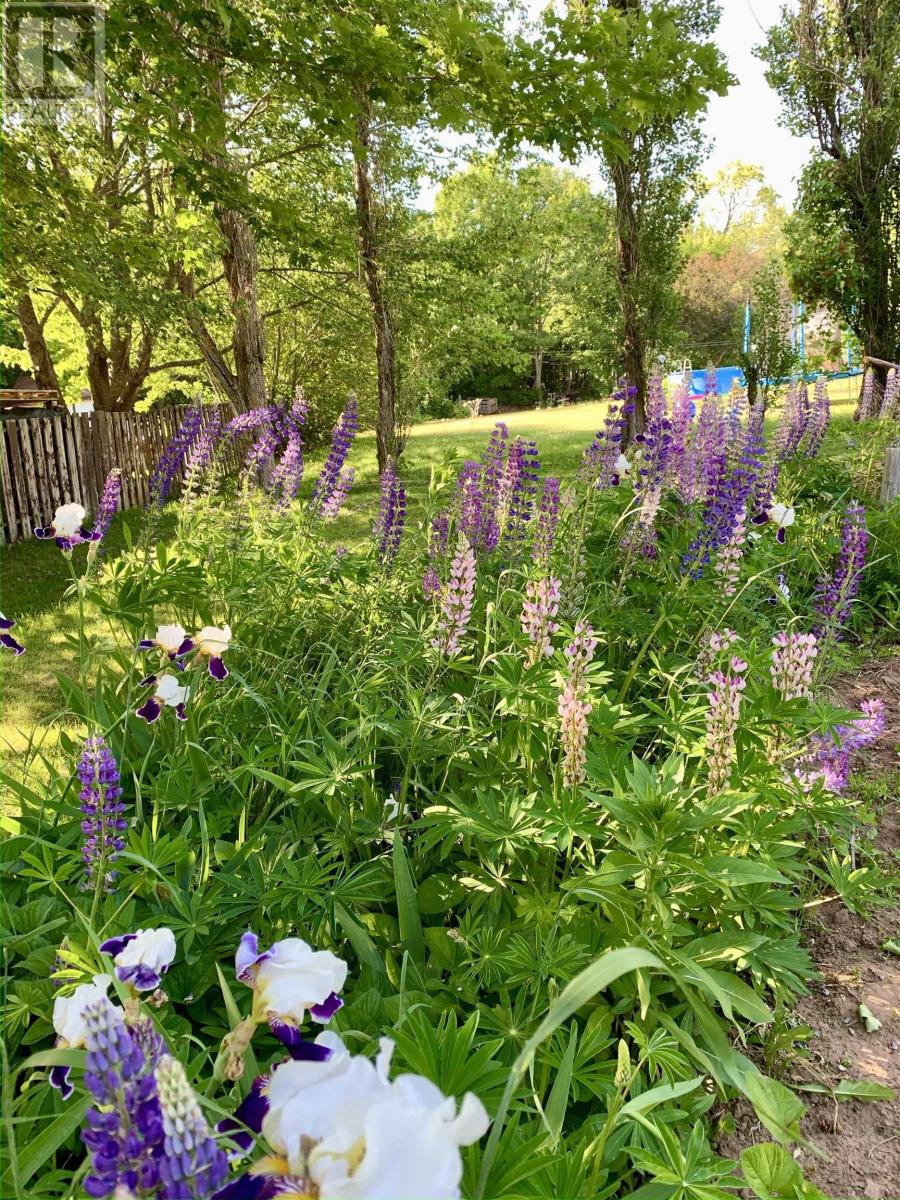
758, 0, 900, 376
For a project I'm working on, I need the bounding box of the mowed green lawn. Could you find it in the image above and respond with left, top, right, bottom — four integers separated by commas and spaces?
0, 390, 859, 769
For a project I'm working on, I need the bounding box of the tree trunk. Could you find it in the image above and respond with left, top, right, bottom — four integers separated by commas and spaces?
534, 343, 544, 396
216, 207, 268, 411
353, 100, 398, 474
16, 293, 62, 394
208, 68, 267, 414
176, 268, 244, 414
610, 154, 647, 441
745, 365, 760, 406
84, 334, 153, 411
74, 301, 154, 412
608, 0, 646, 444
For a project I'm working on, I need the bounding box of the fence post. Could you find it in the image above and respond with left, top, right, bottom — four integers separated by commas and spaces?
881, 446, 900, 505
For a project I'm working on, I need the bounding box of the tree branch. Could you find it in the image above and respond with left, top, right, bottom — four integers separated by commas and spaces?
146, 357, 205, 375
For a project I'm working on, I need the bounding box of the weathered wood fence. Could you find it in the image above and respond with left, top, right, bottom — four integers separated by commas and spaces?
0, 406, 234, 544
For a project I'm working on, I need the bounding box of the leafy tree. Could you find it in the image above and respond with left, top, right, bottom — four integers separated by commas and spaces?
758, 0, 900, 380
1, 101, 185, 409
508, 0, 731, 436
738, 259, 797, 406
678, 162, 787, 365
427, 158, 618, 404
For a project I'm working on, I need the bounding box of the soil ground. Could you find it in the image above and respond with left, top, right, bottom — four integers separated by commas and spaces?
721, 657, 900, 1199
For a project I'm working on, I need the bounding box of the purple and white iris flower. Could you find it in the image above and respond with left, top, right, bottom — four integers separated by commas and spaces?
100, 927, 176, 992
611, 452, 630, 486
215, 1032, 490, 1199
236, 933, 347, 1033
0, 613, 25, 655
194, 624, 232, 680
34, 502, 101, 551
136, 672, 189, 723
753, 501, 795, 544
50, 973, 114, 1099
768, 503, 795, 543
138, 623, 193, 667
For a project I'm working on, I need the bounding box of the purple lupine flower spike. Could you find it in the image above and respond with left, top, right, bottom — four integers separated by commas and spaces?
183, 408, 223, 491
521, 577, 561, 665
0, 612, 25, 655
320, 467, 354, 520
714, 505, 747, 596
374, 458, 406, 569
79, 997, 165, 1197
669, 384, 697, 502
244, 424, 279, 477
796, 698, 885, 792
93, 470, 122, 543
270, 418, 306, 511
156, 1056, 229, 1200
803, 376, 831, 457
623, 377, 672, 558
224, 406, 277, 436
612, 377, 638, 404
148, 405, 203, 509
770, 632, 817, 700
578, 402, 632, 490
433, 535, 476, 656
879, 368, 898, 419
772, 383, 807, 461
813, 501, 869, 639
685, 400, 765, 577
694, 393, 727, 504
503, 438, 540, 552
854, 367, 875, 421
309, 396, 359, 517
705, 655, 747, 795
455, 460, 484, 548
533, 478, 561, 569
558, 621, 597, 788
423, 509, 449, 595
78, 737, 127, 892
479, 421, 508, 550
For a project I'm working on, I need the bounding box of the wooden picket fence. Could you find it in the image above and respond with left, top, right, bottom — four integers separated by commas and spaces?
0, 406, 238, 544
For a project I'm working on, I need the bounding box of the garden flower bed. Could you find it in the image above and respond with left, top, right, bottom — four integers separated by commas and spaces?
1, 379, 898, 1200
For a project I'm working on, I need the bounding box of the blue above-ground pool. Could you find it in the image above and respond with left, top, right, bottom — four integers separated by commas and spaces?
683, 367, 746, 396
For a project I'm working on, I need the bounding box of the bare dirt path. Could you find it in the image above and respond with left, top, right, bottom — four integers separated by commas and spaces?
722, 657, 900, 1199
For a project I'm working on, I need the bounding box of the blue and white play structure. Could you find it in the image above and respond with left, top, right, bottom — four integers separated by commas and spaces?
667, 299, 863, 395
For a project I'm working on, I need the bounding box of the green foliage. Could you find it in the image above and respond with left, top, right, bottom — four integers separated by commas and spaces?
678, 162, 788, 366
1, 402, 894, 1196
738, 261, 798, 404
758, 0, 900, 366
422, 158, 619, 405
